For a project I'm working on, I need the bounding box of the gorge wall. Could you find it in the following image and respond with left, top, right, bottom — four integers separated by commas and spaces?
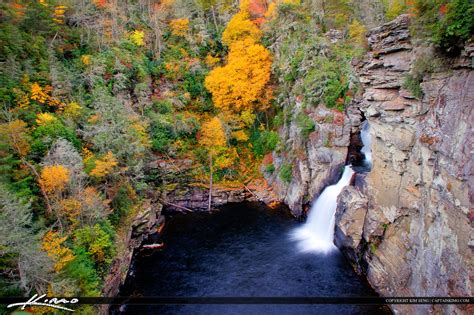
266, 14, 472, 314
334, 15, 473, 314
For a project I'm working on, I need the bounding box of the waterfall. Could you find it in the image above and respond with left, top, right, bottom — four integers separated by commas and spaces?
290, 121, 372, 254
360, 120, 372, 168
290, 166, 355, 254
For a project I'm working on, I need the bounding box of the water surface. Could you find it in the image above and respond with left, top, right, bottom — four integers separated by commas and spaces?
117, 202, 389, 314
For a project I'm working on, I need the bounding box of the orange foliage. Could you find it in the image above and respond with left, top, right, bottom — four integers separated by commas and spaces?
30, 82, 64, 108
0, 120, 30, 157
40, 165, 70, 194
90, 151, 118, 178
205, 38, 272, 114
42, 230, 75, 272
94, 0, 108, 8
169, 18, 189, 37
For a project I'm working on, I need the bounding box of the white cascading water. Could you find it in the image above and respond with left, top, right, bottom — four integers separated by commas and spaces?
360, 120, 372, 168
290, 121, 372, 254
290, 166, 355, 254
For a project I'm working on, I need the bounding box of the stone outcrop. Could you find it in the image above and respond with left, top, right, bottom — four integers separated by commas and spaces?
336, 15, 473, 314
149, 157, 279, 212
265, 103, 353, 217
101, 200, 163, 314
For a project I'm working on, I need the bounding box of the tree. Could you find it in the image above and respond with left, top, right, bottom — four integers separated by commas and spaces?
39, 165, 70, 195
0, 184, 52, 295
198, 117, 226, 210
221, 11, 262, 46
89, 151, 118, 178
205, 38, 272, 115
42, 230, 75, 272
169, 18, 190, 37
0, 118, 54, 215
83, 88, 149, 177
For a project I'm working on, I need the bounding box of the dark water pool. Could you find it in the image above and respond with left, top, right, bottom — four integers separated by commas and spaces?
116, 202, 389, 314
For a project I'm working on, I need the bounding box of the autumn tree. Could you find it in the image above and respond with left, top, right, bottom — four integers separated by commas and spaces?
205, 2, 273, 132
199, 117, 227, 210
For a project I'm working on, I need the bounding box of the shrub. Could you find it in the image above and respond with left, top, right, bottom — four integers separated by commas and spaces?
250, 130, 279, 157
152, 100, 174, 114
279, 163, 293, 184
296, 113, 315, 138
110, 186, 134, 226
402, 74, 423, 99
265, 164, 275, 173
413, 0, 474, 53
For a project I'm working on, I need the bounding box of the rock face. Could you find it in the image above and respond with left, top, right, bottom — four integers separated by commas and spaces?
265, 104, 353, 217
101, 200, 163, 314
336, 15, 473, 314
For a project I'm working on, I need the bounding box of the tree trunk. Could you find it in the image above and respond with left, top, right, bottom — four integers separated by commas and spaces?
211, 6, 218, 32
208, 153, 213, 211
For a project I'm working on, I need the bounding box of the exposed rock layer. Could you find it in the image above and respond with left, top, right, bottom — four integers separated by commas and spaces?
336, 15, 473, 314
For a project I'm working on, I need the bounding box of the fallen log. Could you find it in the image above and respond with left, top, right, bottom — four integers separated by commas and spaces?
142, 243, 164, 249
158, 198, 194, 213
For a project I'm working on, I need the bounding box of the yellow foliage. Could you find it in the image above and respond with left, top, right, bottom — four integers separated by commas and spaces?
169, 18, 189, 37
90, 151, 118, 178
0, 120, 30, 157
53, 5, 67, 24
63, 101, 83, 119
82, 147, 94, 162
60, 198, 81, 221
199, 117, 226, 149
130, 30, 145, 46
205, 38, 272, 114
240, 109, 256, 126
13, 88, 30, 109
222, 11, 262, 46
385, 0, 408, 20
130, 121, 151, 148
348, 19, 367, 45
265, 2, 277, 19
232, 130, 249, 142
214, 147, 238, 169
36, 112, 57, 126
42, 230, 75, 272
205, 54, 220, 67
81, 55, 91, 65
30, 82, 64, 108
40, 165, 70, 194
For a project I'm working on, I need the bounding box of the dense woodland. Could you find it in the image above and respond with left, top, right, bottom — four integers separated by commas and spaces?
0, 0, 472, 312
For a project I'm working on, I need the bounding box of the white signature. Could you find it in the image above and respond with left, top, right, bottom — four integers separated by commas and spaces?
7, 294, 78, 312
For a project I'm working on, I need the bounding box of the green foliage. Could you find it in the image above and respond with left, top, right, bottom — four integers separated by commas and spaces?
250, 130, 279, 158
265, 164, 275, 174
414, 0, 474, 53
153, 100, 174, 114
432, 0, 474, 50
110, 186, 134, 226
65, 248, 100, 296
279, 163, 293, 184
402, 74, 423, 99
296, 113, 315, 138
149, 115, 176, 153
74, 222, 115, 276
31, 120, 81, 156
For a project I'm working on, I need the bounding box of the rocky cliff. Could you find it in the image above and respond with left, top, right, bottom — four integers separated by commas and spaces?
335, 15, 473, 314
264, 102, 354, 217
